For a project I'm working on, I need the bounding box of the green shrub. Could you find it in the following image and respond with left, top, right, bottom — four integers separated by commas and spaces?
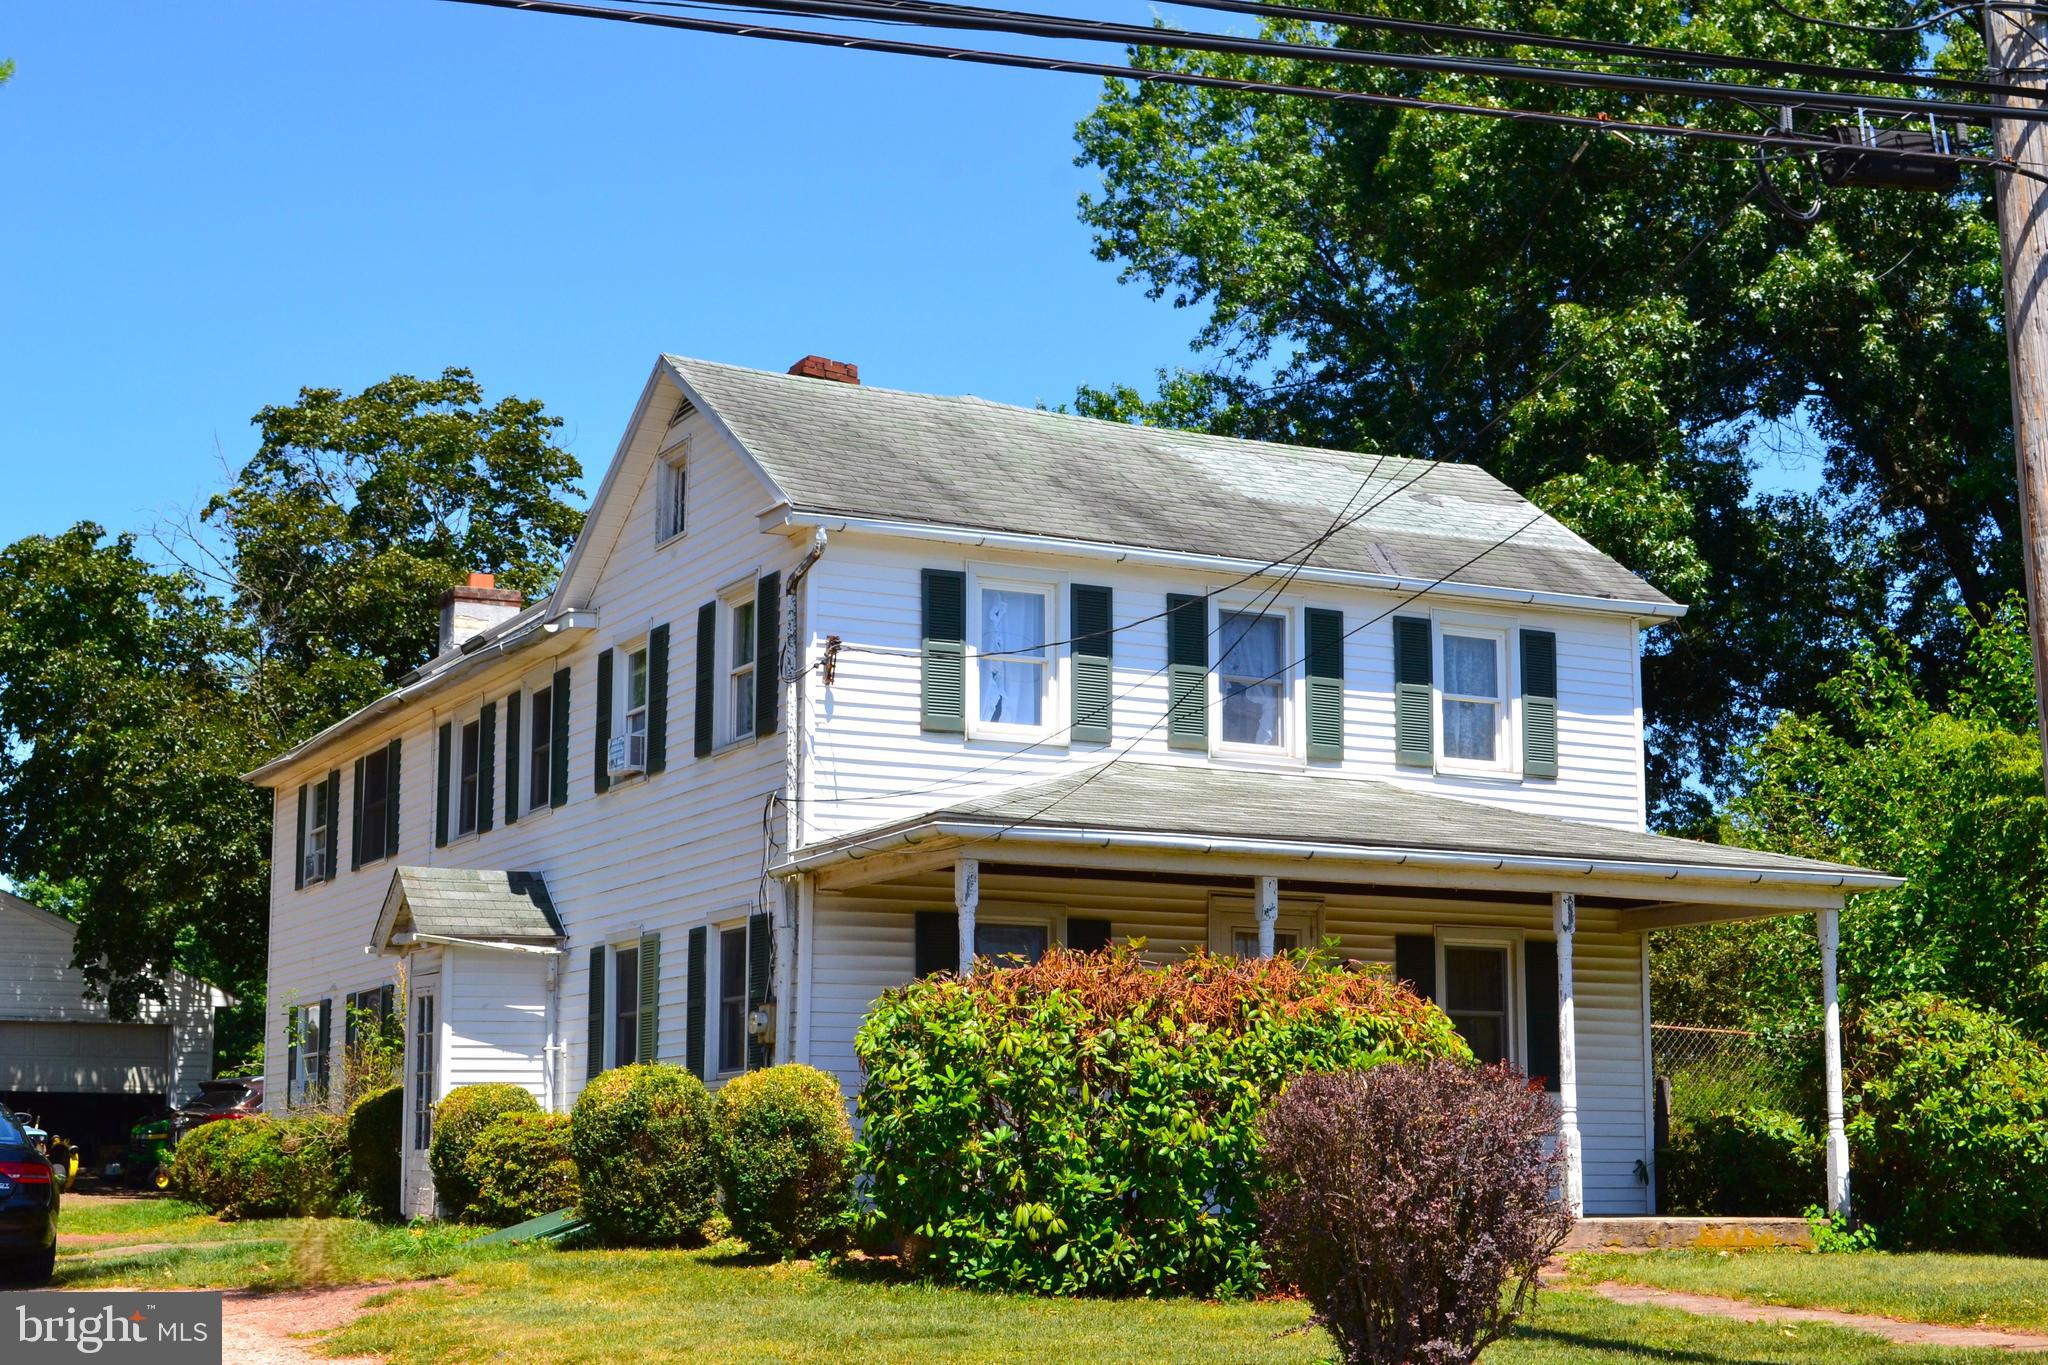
1661, 1108, 1822, 1217
715, 1064, 854, 1257
571, 1063, 719, 1245
1848, 993, 2048, 1251
165, 1116, 244, 1208
429, 1084, 540, 1222
346, 1085, 404, 1220
463, 1112, 578, 1227
175, 1115, 349, 1219
854, 945, 1469, 1295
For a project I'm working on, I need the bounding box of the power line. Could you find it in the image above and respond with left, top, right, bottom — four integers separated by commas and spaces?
1768, 0, 2040, 36
617, 0, 2048, 126
436, 0, 2036, 184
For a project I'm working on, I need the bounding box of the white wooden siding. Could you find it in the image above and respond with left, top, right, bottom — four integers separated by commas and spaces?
441, 949, 552, 1103
796, 538, 1647, 846
809, 873, 1652, 1217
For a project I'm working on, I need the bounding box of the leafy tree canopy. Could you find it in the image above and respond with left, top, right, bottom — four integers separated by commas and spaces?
1073, 0, 2004, 824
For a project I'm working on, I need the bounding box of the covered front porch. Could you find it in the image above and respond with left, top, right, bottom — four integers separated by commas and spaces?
776, 764, 1901, 1220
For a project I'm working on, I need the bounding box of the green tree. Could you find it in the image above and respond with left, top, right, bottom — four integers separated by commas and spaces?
1662, 598, 2048, 1037
0, 526, 273, 1011
202, 367, 584, 694
1073, 0, 2001, 822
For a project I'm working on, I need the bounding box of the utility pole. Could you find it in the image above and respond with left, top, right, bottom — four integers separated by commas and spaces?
1989, 6, 2048, 795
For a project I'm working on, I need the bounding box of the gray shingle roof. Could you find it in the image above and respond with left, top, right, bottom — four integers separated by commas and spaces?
387, 868, 564, 942
670, 357, 1677, 611
821, 763, 1894, 886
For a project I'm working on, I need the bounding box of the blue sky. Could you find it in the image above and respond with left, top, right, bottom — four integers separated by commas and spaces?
0, 0, 1199, 547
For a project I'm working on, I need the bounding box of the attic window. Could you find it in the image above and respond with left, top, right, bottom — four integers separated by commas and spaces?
657, 448, 688, 543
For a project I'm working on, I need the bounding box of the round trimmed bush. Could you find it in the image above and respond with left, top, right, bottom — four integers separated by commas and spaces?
166, 1116, 245, 1209
715, 1064, 854, 1257
854, 945, 1470, 1295
179, 1115, 348, 1219
429, 1084, 540, 1222
464, 1112, 578, 1227
1848, 993, 2048, 1251
571, 1063, 718, 1245
346, 1085, 403, 1220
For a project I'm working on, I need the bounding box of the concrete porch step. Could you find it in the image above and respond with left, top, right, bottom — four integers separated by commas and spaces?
1562, 1216, 1813, 1252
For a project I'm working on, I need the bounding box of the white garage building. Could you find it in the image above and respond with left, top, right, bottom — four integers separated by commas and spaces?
1, 890, 228, 1153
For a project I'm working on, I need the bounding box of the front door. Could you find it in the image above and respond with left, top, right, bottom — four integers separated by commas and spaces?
401, 976, 439, 1218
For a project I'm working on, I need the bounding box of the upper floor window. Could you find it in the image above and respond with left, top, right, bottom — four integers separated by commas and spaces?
730, 600, 757, 740
625, 645, 651, 747
657, 448, 688, 543
972, 579, 1054, 734
528, 684, 553, 810
357, 746, 394, 864
302, 780, 333, 885
455, 718, 482, 837
1218, 608, 1286, 749
1439, 627, 1506, 770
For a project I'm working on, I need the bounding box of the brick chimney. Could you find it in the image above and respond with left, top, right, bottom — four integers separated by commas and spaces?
439, 573, 523, 653
788, 355, 860, 385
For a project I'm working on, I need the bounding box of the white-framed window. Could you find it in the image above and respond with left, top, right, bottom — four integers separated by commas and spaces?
527, 681, 553, 812
730, 600, 757, 741
1206, 894, 1320, 957
455, 717, 482, 837
1438, 624, 1510, 772
657, 444, 688, 543
974, 911, 1058, 967
624, 643, 651, 747
302, 782, 332, 885
717, 924, 749, 1074
1215, 604, 1290, 751
969, 576, 1057, 737
287, 999, 330, 1108
1434, 929, 1523, 1067
357, 745, 395, 864
612, 943, 641, 1068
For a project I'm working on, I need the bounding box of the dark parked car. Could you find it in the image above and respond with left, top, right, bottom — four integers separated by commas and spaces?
0, 1109, 59, 1283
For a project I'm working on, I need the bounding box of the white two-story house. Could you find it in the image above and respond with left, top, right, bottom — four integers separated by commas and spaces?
246, 353, 1896, 1220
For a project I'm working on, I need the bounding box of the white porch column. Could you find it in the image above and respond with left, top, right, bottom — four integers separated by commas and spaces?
955, 859, 980, 978
1553, 891, 1584, 1217
1819, 905, 1852, 1218
1253, 875, 1280, 958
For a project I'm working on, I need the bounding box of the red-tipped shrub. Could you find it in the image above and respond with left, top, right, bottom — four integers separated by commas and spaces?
1258, 1063, 1573, 1364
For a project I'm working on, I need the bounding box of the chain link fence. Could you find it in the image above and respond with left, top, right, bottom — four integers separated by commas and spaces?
1651, 1023, 1813, 1124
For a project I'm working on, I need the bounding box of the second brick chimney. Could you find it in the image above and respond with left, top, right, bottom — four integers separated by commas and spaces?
788, 355, 860, 385
439, 573, 524, 653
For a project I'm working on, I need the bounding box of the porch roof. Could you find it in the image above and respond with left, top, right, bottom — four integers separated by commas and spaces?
779, 764, 1901, 905
372, 867, 565, 953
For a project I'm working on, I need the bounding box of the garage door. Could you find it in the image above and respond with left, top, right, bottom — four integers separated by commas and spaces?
0, 1021, 170, 1095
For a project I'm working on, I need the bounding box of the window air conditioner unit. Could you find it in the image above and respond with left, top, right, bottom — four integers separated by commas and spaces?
607, 732, 646, 776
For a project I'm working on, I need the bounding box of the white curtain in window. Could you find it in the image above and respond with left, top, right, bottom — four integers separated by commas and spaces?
1220, 611, 1285, 745
1442, 634, 1500, 761
979, 589, 1045, 725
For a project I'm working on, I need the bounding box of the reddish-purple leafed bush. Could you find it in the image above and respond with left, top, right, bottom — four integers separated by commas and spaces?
1258, 1063, 1573, 1365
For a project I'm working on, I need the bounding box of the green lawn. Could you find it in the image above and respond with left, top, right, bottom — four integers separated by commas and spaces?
1573, 1250, 2048, 1334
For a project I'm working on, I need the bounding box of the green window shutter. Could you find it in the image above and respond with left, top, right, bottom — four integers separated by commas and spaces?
921, 569, 966, 733
586, 945, 606, 1080
293, 785, 307, 890
1393, 934, 1437, 1001
638, 931, 661, 1062
477, 703, 496, 834
504, 692, 522, 824
646, 624, 669, 774
746, 912, 772, 1071
685, 927, 708, 1079
1524, 939, 1561, 1093
1393, 616, 1434, 768
594, 648, 614, 795
914, 911, 959, 977
1521, 628, 1559, 780
350, 757, 365, 872
1071, 584, 1113, 744
756, 572, 781, 738
1165, 592, 1209, 751
550, 667, 571, 808
1067, 916, 1112, 953
434, 722, 452, 847
1305, 607, 1345, 761
385, 738, 403, 852
694, 602, 716, 758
